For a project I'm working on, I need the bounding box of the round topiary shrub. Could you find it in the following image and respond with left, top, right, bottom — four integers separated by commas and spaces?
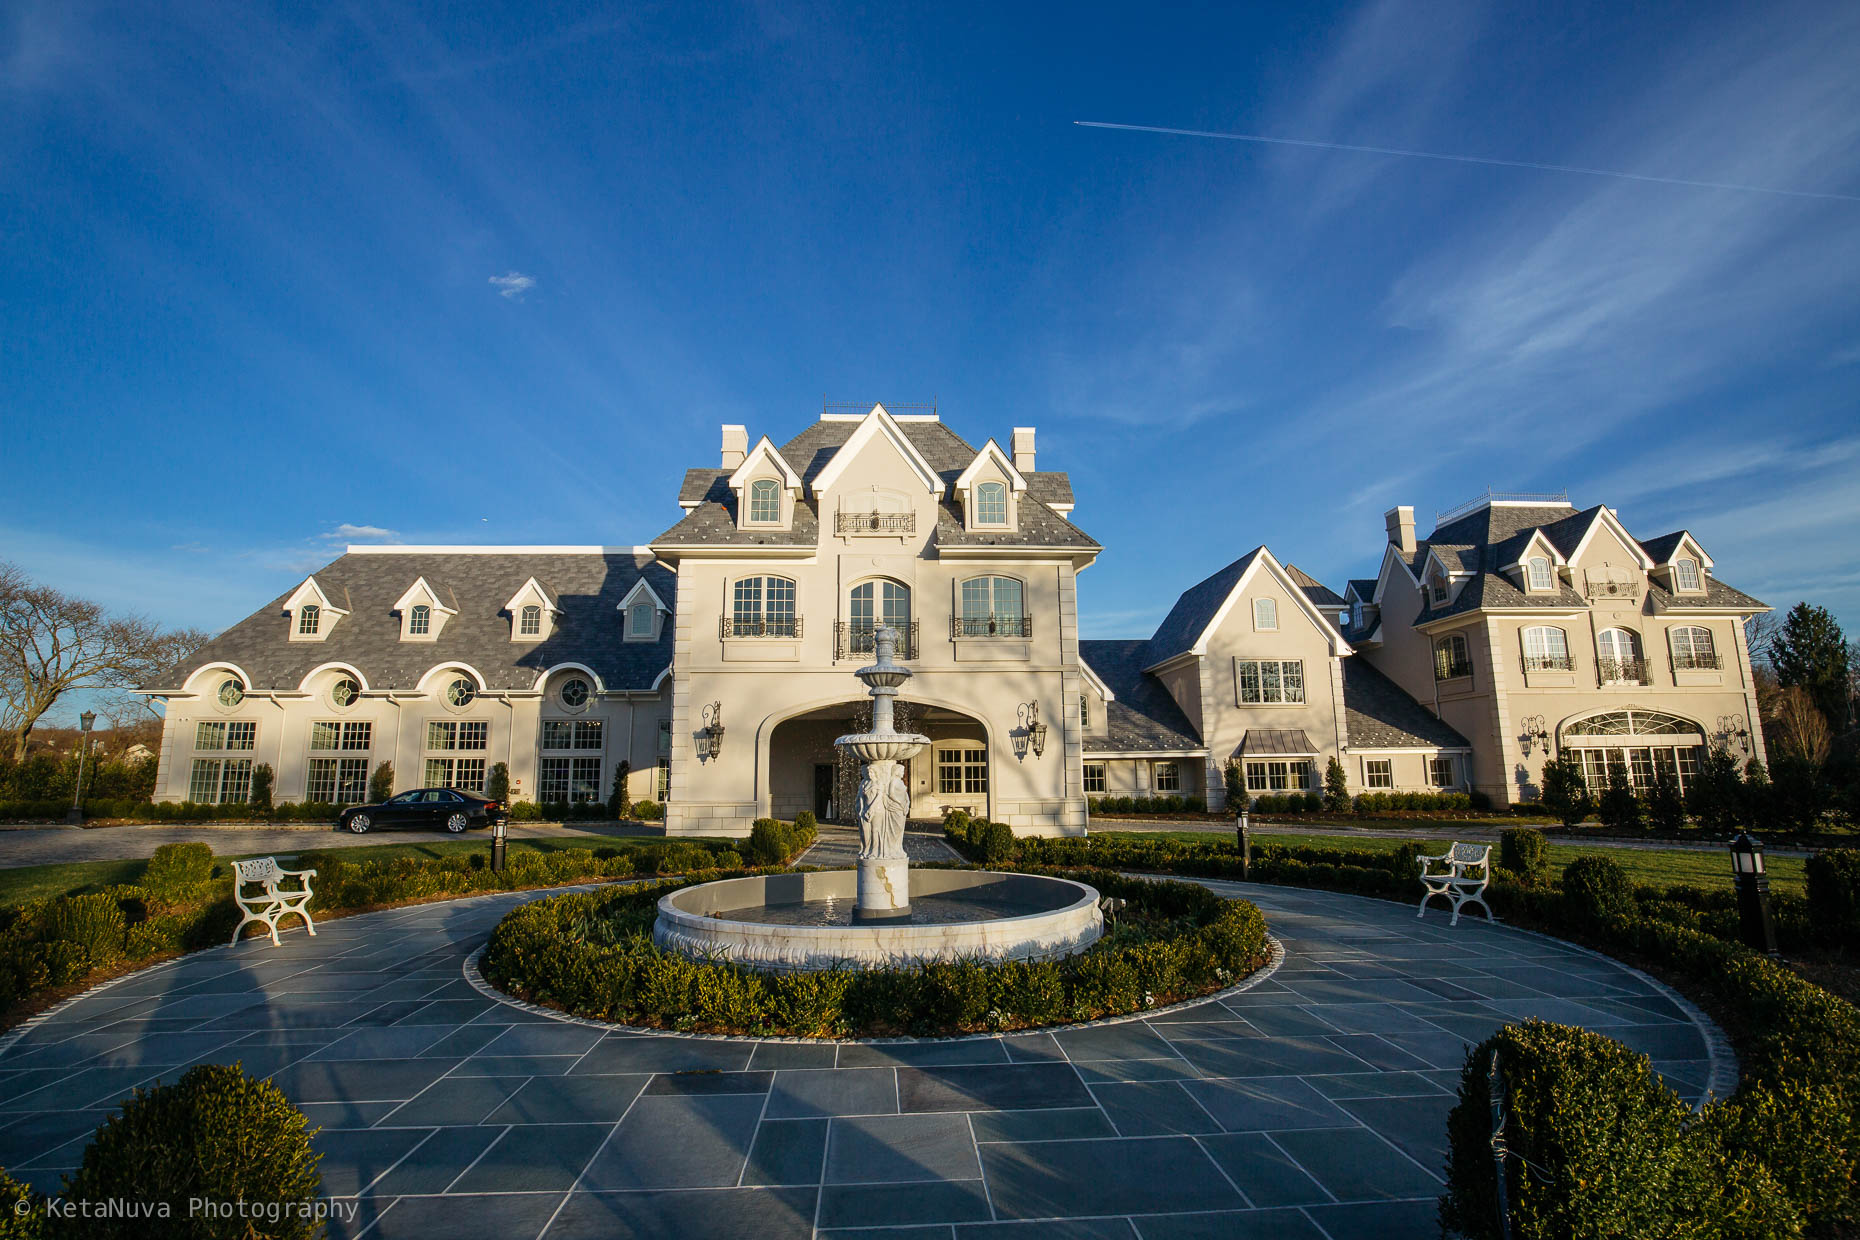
1563, 855, 1632, 923
1499, 827, 1548, 883
745, 818, 795, 867
794, 810, 818, 833
978, 821, 1017, 864
57, 1063, 321, 1239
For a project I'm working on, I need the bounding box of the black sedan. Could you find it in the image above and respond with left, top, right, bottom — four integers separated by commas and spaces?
338, 788, 507, 834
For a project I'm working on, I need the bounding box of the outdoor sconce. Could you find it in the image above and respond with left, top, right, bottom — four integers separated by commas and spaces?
1716, 715, 1751, 755
1017, 701, 1047, 759
701, 702, 725, 759
1728, 830, 1778, 957
1519, 715, 1549, 757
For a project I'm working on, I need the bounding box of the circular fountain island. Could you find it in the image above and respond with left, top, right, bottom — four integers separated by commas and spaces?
654, 626, 1103, 971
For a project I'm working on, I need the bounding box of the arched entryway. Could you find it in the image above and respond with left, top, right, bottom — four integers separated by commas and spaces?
1556, 709, 1708, 793
764, 700, 990, 824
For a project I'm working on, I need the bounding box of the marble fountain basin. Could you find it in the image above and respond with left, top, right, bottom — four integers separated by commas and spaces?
652, 869, 1104, 972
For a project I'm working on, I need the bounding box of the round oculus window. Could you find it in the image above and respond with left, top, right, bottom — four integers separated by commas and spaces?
445, 677, 477, 708
560, 678, 590, 708
216, 678, 244, 709
330, 677, 361, 709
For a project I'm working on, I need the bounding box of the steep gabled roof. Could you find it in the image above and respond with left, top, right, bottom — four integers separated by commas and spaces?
1342, 658, 1471, 749
808, 404, 943, 496
1345, 579, 1379, 602
1284, 564, 1345, 608
1143, 548, 1350, 668
1079, 640, 1204, 753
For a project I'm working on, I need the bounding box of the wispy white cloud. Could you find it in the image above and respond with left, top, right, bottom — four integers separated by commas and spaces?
320, 523, 399, 541
489, 271, 535, 300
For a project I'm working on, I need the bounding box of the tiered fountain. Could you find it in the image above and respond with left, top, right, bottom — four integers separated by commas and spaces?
653, 626, 1103, 971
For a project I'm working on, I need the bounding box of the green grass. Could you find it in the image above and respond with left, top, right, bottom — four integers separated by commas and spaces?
1096, 829, 1809, 896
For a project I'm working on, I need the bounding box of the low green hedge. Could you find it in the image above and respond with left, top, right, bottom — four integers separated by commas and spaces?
481, 868, 1269, 1037
1085, 795, 1208, 815
745, 818, 820, 866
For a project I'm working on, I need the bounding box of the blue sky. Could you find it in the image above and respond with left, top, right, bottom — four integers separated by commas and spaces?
4, 0, 1858, 683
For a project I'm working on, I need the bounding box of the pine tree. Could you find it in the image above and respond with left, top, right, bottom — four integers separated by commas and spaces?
1647, 762, 1685, 832
1540, 752, 1590, 827
1772, 602, 1851, 728
250, 763, 274, 814
1597, 760, 1643, 832
368, 761, 394, 803
608, 760, 632, 820
1222, 761, 1246, 812
1324, 756, 1351, 812
1687, 744, 1744, 832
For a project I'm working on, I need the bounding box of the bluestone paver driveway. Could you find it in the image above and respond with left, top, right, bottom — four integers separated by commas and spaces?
0, 880, 1727, 1239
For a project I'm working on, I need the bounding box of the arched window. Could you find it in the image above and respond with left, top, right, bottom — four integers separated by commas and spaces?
975, 481, 1007, 526
1669, 625, 1718, 670
1597, 628, 1645, 683
445, 676, 476, 707
1527, 557, 1553, 591
1434, 632, 1472, 681
1675, 558, 1701, 591
958, 576, 1026, 637
297, 604, 321, 636
560, 678, 590, 708
519, 605, 542, 636
1522, 626, 1571, 671
849, 580, 911, 654
409, 604, 431, 636
216, 677, 245, 708
628, 602, 655, 637
732, 576, 797, 637
748, 478, 781, 523
1253, 598, 1278, 631
330, 677, 360, 708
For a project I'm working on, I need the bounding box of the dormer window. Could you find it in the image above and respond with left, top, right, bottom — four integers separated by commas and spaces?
409, 605, 430, 636
1430, 576, 1449, 606
504, 577, 558, 642
520, 605, 542, 636
1527, 557, 1553, 591
1253, 598, 1278, 631
619, 578, 669, 643
747, 478, 781, 523
629, 603, 653, 636
976, 482, 1007, 526
297, 604, 321, 636
1675, 558, 1701, 591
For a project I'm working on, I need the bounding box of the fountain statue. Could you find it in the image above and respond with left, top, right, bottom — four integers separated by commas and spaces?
835, 625, 930, 923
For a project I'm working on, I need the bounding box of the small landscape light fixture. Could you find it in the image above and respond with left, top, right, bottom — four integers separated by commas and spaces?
67, 710, 98, 825
701, 702, 725, 759
1728, 830, 1777, 957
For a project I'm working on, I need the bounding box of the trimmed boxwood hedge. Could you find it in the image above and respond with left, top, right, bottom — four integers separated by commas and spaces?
480, 868, 1269, 1038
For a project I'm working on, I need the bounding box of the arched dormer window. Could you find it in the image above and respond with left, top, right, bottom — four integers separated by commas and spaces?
1434, 632, 1472, 681
1675, 558, 1701, 591
849, 580, 911, 655
409, 604, 431, 636
1527, 557, 1553, 591
731, 576, 797, 637
747, 478, 781, 523
957, 576, 1026, 637
975, 481, 1007, 526
297, 604, 321, 636
1522, 625, 1571, 671
519, 605, 542, 637
1669, 625, 1718, 670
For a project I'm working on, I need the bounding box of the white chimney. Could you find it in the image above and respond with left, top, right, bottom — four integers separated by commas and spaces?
720, 424, 748, 470
1384, 505, 1416, 557
1011, 426, 1036, 473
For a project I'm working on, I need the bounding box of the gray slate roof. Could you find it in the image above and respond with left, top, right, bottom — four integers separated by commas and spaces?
1341, 658, 1470, 750
1143, 549, 1263, 667
147, 552, 675, 694
1638, 530, 1690, 564
1079, 640, 1204, 753
1345, 579, 1378, 602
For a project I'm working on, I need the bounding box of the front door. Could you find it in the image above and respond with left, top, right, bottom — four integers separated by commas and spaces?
814, 764, 836, 822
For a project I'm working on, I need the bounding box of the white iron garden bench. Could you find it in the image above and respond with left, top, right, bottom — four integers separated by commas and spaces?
231, 857, 318, 946
1416, 842, 1493, 927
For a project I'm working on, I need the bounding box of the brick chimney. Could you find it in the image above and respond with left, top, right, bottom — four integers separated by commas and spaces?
1011, 427, 1036, 473
1384, 505, 1416, 557
720, 425, 748, 470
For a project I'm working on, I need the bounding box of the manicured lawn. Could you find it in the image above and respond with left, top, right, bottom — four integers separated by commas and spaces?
1096, 829, 1810, 896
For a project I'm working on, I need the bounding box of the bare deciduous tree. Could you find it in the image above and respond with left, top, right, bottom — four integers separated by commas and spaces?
1773, 685, 1832, 766
1745, 611, 1783, 668
0, 562, 209, 762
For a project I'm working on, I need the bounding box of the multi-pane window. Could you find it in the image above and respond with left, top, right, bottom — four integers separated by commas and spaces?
937, 743, 988, 795
306, 758, 369, 804
849, 580, 910, 653
424, 757, 487, 792
216, 678, 245, 708
310, 721, 371, 751
1434, 633, 1472, 681
542, 720, 603, 750
1083, 763, 1106, 794
657, 758, 671, 801
1253, 598, 1278, 631
1154, 762, 1181, 792
1236, 660, 1305, 704
1429, 576, 1449, 606
1675, 558, 1701, 591
409, 604, 431, 635
1522, 626, 1571, 671
427, 720, 488, 750
195, 720, 256, 751
1079, 695, 1090, 730
1669, 626, 1718, 669
1597, 628, 1645, 682
560, 678, 590, 708
975, 481, 1007, 525
1365, 759, 1393, 788
658, 719, 673, 755
519, 605, 542, 636
748, 478, 781, 523
957, 577, 1026, 636
539, 757, 602, 803
188, 758, 253, 804
1246, 760, 1311, 791
1527, 557, 1554, 591
331, 677, 361, 708
732, 576, 798, 636
1430, 756, 1456, 787
297, 604, 320, 635
629, 602, 655, 636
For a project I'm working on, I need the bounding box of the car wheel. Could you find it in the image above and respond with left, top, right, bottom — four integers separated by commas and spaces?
348, 814, 371, 834
445, 812, 469, 834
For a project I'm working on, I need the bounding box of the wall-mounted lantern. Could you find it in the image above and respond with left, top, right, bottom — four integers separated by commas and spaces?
1015, 701, 1047, 760
1715, 714, 1752, 755
701, 702, 725, 759
1519, 715, 1549, 757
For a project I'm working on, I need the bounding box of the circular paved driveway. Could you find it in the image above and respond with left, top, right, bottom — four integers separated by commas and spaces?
0, 881, 1728, 1240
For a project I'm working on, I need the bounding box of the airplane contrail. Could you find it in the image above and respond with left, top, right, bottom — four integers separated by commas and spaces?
1074, 120, 1860, 204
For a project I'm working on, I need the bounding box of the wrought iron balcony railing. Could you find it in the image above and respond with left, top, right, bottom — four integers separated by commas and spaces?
835, 511, 915, 535
1523, 654, 1576, 672
1434, 660, 1475, 682
1671, 652, 1723, 671
951, 614, 1033, 639
835, 620, 918, 662
1598, 656, 1650, 685
719, 615, 803, 639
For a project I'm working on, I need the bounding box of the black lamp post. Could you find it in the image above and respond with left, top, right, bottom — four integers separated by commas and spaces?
1729, 830, 1777, 956
490, 813, 508, 873
1236, 801, 1251, 879
66, 710, 97, 825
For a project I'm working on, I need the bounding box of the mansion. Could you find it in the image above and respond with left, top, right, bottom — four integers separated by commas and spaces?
140, 405, 1770, 835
